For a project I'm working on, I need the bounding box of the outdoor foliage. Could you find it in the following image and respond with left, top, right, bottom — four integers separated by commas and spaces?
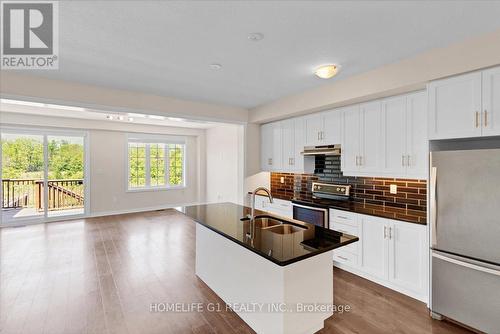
128, 143, 184, 188
1, 137, 84, 180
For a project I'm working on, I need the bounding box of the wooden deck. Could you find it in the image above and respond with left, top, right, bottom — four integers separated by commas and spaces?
0, 209, 471, 334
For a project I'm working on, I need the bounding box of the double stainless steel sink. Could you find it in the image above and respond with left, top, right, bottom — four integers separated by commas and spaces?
243, 215, 307, 235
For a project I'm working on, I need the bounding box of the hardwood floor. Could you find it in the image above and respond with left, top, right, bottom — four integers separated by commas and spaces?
1, 209, 471, 334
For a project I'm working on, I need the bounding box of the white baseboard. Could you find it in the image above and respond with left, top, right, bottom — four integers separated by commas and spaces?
88, 201, 203, 218
0, 202, 204, 228
333, 261, 428, 304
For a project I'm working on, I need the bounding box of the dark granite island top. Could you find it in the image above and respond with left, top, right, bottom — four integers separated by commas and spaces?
178, 202, 358, 266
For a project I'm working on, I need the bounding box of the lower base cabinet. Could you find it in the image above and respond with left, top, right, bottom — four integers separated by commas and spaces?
253, 195, 293, 219
330, 209, 428, 303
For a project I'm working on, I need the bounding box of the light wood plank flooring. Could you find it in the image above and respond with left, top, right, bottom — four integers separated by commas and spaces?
0, 209, 471, 334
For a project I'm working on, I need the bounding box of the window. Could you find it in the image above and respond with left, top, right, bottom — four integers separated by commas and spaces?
127, 137, 185, 190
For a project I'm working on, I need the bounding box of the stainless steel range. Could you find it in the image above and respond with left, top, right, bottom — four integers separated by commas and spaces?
312, 182, 351, 201
292, 182, 351, 228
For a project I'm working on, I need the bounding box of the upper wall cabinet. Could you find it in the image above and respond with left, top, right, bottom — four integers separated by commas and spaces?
342, 101, 383, 176
428, 66, 500, 140
260, 122, 282, 171
381, 92, 428, 179
304, 110, 342, 146
482, 66, 500, 137
281, 118, 305, 172
261, 118, 304, 173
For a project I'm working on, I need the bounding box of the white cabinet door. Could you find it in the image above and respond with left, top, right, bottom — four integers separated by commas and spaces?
388, 221, 427, 297
428, 72, 482, 139
360, 101, 383, 174
271, 122, 283, 171
304, 114, 323, 146
260, 123, 273, 171
281, 119, 294, 172
292, 118, 305, 172
482, 66, 500, 137
406, 91, 428, 179
382, 96, 407, 176
342, 105, 361, 174
323, 109, 342, 145
360, 216, 389, 280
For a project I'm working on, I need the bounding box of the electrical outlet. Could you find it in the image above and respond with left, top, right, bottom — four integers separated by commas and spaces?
390, 184, 398, 194
280, 177, 285, 184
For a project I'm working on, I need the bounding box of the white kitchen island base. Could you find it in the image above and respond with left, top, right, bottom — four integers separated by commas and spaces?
196, 223, 334, 334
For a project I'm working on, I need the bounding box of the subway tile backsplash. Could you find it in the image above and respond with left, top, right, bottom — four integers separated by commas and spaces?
270, 155, 427, 214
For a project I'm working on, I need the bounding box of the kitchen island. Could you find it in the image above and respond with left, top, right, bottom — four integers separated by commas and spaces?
178, 203, 358, 334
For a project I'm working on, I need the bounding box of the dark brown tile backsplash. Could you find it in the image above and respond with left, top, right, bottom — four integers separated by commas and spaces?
270, 155, 427, 217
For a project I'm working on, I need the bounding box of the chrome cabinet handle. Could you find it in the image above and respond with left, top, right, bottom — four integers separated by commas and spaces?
337, 255, 348, 261
355, 156, 359, 166
388, 227, 392, 240
358, 156, 362, 166
402, 155, 405, 167
475, 111, 480, 128
406, 155, 411, 167
268, 158, 273, 165
383, 226, 387, 239
317, 132, 320, 140
337, 215, 348, 220
484, 110, 488, 127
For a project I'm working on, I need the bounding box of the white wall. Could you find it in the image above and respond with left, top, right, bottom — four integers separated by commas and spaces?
89, 131, 200, 215
1, 112, 206, 217
205, 124, 244, 204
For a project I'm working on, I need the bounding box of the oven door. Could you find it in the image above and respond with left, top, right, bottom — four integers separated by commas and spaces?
292, 204, 329, 228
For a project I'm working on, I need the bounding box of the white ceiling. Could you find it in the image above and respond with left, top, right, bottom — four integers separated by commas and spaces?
26, 1, 500, 109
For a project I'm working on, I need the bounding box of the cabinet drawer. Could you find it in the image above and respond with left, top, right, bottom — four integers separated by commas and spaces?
330, 209, 358, 227
331, 222, 358, 255
333, 250, 358, 266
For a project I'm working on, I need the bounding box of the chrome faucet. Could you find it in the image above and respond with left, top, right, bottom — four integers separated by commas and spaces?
250, 187, 273, 222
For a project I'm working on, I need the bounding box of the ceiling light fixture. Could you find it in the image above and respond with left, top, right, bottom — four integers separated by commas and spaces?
117, 116, 124, 121
209, 63, 222, 70
106, 115, 113, 120
167, 117, 185, 122
128, 117, 134, 122
148, 115, 165, 120
247, 32, 264, 41
314, 64, 339, 79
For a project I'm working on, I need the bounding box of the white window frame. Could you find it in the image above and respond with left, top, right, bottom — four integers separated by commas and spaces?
126, 134, 186, 192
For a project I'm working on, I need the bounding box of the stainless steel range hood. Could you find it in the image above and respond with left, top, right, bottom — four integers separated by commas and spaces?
301, 145, 341, 156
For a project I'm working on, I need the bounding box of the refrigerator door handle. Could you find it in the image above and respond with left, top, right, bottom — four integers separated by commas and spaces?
430, 164, 438, 247
432, 252, 500, 277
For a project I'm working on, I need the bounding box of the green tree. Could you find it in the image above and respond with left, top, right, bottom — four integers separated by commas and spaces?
1, 138, 44, 179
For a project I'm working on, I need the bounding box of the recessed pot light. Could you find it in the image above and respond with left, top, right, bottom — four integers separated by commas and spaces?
106, 115, 113, 120
209, 63, 222, 70
117, 116, 124, 121
314, 64, 339, 79
248, 32, 264, 41
128, 117, 134, 122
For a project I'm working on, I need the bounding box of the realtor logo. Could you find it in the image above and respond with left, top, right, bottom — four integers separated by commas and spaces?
1, 1, 59, 69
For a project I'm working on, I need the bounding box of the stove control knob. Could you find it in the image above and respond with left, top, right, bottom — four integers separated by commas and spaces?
336, 187, 341, 191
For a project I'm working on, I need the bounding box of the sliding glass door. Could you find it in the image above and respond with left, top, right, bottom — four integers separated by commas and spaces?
1, 129, 88, 225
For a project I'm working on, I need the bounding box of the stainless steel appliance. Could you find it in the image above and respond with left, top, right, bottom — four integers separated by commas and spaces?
311, 182, 350, 200
301, 145, 341, 156
292, 183, 350, 228
430, 146, 500, 333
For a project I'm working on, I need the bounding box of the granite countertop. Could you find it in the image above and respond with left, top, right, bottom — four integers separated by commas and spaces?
291, 196, 427, 225
178, 203, 359, 266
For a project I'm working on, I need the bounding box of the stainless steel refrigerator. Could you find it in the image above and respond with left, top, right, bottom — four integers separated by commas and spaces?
430, 146, 500, 333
